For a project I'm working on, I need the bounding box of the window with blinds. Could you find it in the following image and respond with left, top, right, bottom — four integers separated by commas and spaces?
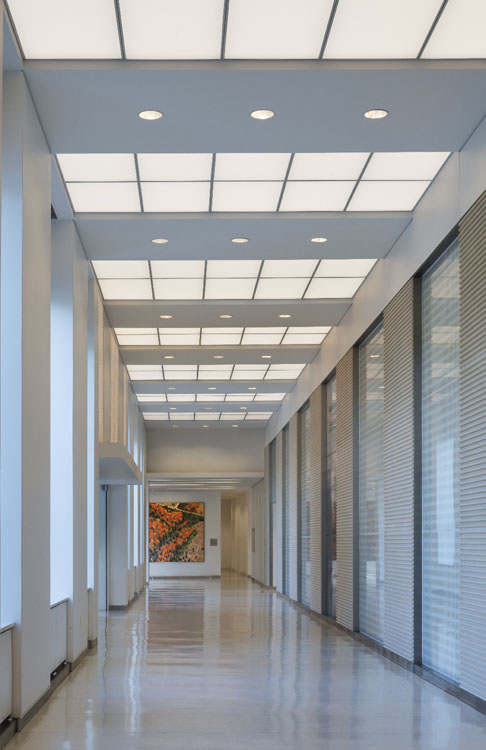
282, 424, 290, 596
359, 324, 385, 642
422, 239, 460, 682
325, 376, 337, 618
269, 439, 277, 588
299, 404, 311, 606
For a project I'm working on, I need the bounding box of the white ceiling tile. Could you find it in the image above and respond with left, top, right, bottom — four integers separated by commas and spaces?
164, 365, 198, 372
206, 260, 261, 278
128, 367, 163, 380
159, 334, 200, 345
305, 277, 364, 298
57, 153, 136, 182
226, 394, 254, 402
151, 260, 205, 278
279, 181, 355, 211
204, 278, 257, 300
167, 394, 195, 402
234, 364, 268, 371
198, 371, 232, 381
201, 334, 242, 345
362, 152, 450, 180
137, 153, 213, 181
254, 393, 286, 401
117, 334, 159, 346
286, 326, 330, 334
220, 413, 246, 420
137, 395, 167, 402
422, 0, 486, 59
201, 328, 243, 334
197, 394, 226, 402
67, 182, 141, 212
281, 333, 326, 345
254, 278, 309, 299
127, 364, 161, 372
245, 327, 287, 334
159, 328, 201, 334
214, 153, 291, 181
261, 259, 318, 277
323, 0, 443, 59
315, 259, 377, 277
8, 0, 121, 59
93, 260, 150, 279
120, 0, 224, 59
142, 182, 210, 212
241, 333, 284, 345
347, 181, 430, 211
144, 413, 169, 420
232, 370, 266, 380
265, 369, 302, 380
169, 412, 194, 420
195, 412, 220, 420
163, 370, 197, 380
289, 153, 369, 180
116, 327, 157, 335
153, 278, 204, 300
98, 279, 153, 300
225, 0, 334, 59
245, 412, 273, 420
212, 182, 282, 211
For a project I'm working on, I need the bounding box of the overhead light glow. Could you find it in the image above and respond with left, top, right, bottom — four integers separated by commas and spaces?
152, 238, 169, 244
139, 110, 163, 120
250, 109, 275, 120
311, 237, 328, 243
232, 237, 249, 244
160, 314, 173, 319
364, 109, 389, 120
219, 314, 233, 319
279, 314, 291, 319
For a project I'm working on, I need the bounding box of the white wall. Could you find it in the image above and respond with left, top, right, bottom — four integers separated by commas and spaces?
149, 491, 221, 578
147, 426, 264, 473
221, 501, 232, 569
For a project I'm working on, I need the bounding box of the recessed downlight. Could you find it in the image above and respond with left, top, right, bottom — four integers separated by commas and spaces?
152, 238, 169, 244
219, 314, 233, 319
364, 109, 388, 120
250, 109, 275, 120
279, 314, 291, 319
232, 424, 239, 428
311, 237, 328, 243
213, 355, 224, 359
208, 387, 216, 390
262, 355, 272, 359
232, 237, 249, 244
168, 387, 176, 390
160, 314, 173, 319
139, 110, 163, 120
248, 387, 256, 390
164, 355, 175, 360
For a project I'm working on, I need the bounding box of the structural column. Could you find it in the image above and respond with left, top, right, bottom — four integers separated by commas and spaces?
108, 486, 130, 608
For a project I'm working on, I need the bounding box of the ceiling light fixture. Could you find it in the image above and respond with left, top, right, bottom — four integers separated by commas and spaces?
139, 110, 163, 120
164, 355, 175, 359
232, 237, 249, 244
262, 355, 272, 359
152, 238, 169, 244
250, 109, 275, 120
311, 237, 328, 243
219, 314, 233, 319
232, 424, 239, 428
364, 109, 388, 120
213, 355, 224, 359
279, 314, 291, 319
168, 387, 176, 390
248, 387, 256, 390
160, 314, 173, 319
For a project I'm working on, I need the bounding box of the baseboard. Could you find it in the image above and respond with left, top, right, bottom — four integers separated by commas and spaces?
109, 604, 127, 611
0, 719, 16, 750
16, 686, 51, 732
88, 637, 98, 650
250, 576, 274, 590
70, 648, 88, 672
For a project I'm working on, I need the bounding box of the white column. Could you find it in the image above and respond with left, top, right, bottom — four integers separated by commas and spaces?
108, 486, 129, 608
0, 71, 51, 717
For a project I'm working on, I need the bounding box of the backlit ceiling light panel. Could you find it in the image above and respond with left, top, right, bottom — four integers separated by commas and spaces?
67, 183, 141, 213
141, 182, 210, 212
422, 0, 486, 59
289, 153, 369, 180
206, 260, 262, 278
261, 260, 318, 278
93, 260, 149, 278
225, 0, 334, 58
362, 153, 450, 181
137, 154, 213, 181
279, 182, 355, 212
153, 278, 204, 300
212, 182, 282, 212
347, 182, 430, 212
254, 278, 309, 300
98, 279, 153, 300
57, 154, 136, 182
323, 0, 444, 59
214, 154, 291, 181
7, 0, 121, 59
316, 259, 376, 277
151, 260, 205, 278
204, 278, 257, 300
119, 0, 225, 59
305, 277, 364, 299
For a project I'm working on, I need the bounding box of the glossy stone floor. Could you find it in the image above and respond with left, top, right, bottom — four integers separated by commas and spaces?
9, 574, 486, 749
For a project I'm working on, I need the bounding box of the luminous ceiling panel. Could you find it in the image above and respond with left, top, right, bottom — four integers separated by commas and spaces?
422, 0, 486, 59
289, 153, 369, 180
323, 0, 443, 59
363, 152, 449, 181
151, 260, 205, 278
141, 182, 210, 212
305, 277, 364, 298
206, 260, 262, 278
212, 182, 282, 212
348, 181, 430, 211
242, 333, 284, 345
159, 334, 200, 345
224, 0, 334, 59
137, 154, 213, 181
279, 181, 355, 212
254, 278, 309, 300
201, 333, 242, 345
93, 260, 149, 279
67, 183, 141, 213
204, 278, 257, 300
117, 334, 159, 345
214, 154, 291, 181
153, 278, 203, 300
7, 0, 121, 59
98, 279, 152, 300
261, 260, 318, 278
119, 0, 225, 59
57, 154, 136, 182
316, 259, 376, 277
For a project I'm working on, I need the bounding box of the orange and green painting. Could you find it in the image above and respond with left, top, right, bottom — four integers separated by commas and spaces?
149, 502, 205, 563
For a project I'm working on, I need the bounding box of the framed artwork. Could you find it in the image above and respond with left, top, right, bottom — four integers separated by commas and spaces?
149, 502, 205, 562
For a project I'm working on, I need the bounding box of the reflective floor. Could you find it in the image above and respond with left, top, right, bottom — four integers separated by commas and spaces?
9, 574, 486, 749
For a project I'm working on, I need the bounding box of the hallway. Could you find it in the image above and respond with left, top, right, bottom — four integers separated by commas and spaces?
7, 575, 486, 750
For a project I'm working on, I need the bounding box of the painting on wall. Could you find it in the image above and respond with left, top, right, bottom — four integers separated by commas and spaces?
149, 502, 205, 563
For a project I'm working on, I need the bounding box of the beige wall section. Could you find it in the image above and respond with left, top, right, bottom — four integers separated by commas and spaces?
146, 426, 264, 474
221, 501, 232, 569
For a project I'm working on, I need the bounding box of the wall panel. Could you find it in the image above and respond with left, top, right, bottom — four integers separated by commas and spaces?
309, 387, 323, 614
288, 415, 299, 602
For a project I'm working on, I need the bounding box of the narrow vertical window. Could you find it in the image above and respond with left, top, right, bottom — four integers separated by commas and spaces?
325, 376, 337, 618
359, 324, 385, 642
299, 403, 311, 606
282, 425, 290, 596
422, 240, 460, 681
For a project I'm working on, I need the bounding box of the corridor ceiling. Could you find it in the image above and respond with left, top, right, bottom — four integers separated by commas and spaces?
7, 1, 486, 428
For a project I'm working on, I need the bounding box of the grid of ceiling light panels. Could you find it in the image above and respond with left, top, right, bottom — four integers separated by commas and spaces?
58, 153, 450, 214
116, 326, 330, 346
8, 0, 486, 60
127, 364, 306, 381
137, 393, 286, 402
93, 259, 376, 301
143, 412, 274, 421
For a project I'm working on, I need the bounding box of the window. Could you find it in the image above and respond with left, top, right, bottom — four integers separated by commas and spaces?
299, 403, 311, 606
325, 376, 337, 618
282, 424, 290, 596
359, 324, 385, 642
422, 239, 460, 681
269, 439, 276, 587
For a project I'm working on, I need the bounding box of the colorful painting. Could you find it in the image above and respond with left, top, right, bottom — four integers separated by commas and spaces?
149, 502, 205, 563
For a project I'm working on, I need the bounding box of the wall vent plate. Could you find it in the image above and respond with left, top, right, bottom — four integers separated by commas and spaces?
210, 538, 218, 547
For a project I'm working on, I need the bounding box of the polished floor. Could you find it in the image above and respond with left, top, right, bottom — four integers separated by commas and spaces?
9, 574, 486, 749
